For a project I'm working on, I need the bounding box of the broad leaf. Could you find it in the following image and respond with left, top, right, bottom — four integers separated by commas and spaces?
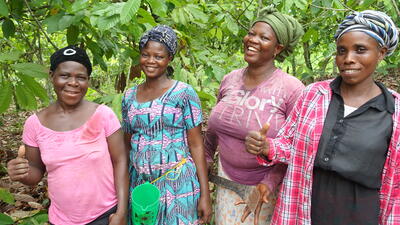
11, 63, 48, 79
225, 15, 239, 35
2, 19, 15, 38
10, 0, 24, 19
146, 0, 167, 17
15, 84, 37, 110
96, 15, 120, 30
70, 0, 89, 13
0, 213, 14, 225
137, 8, 156, 25
187, 4, 208, 23
0, 188, 14, 205
44, 13, 64, 33
0, 0, 9, 17
58, 15, 75, 31
17, 74, 49, 104
120, 0, 141, 24
0, 81, 12, 114
67, 25, 79, 45
0, 50, 23, 62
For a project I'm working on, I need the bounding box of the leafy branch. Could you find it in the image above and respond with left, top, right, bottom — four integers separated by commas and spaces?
215, 2, 248, 31
23, 0, 57, 50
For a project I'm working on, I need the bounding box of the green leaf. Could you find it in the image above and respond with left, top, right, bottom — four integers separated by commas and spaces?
11, 63, 48, 79
96, 15, 120, 30
15, 84, 37, 110
137, 8, 156, 25
0, 188, 14, 205
70, 0, 89, 13
120, 0, 141, 24
17, 74, 49, 104
10, 0, 24, 19
58, 15, 75, 31
0, 50, 23, 62
187, 4, 208, 23
67, 25, 79, 45
146, 0, 167, 17
0, 0, 9, 17
294, 0, 307, 10
211, 65, 225, 81
2, 19, 15, 38
0, 81, 12, 114
225, 15, 238, 35
0, 213, 14, 225
44, 13, 64, 33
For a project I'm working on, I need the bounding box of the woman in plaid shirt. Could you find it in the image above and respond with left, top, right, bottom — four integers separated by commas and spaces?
245, 10, 400, 225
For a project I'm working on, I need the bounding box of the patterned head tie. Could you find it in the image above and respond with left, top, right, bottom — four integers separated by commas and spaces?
334, 10, 399, 56
50, 45, 92, 75
139, 25, 178, 58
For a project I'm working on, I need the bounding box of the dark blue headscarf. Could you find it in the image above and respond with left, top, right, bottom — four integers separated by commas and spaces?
334, 10, 399, 56
139, 25, 178, 58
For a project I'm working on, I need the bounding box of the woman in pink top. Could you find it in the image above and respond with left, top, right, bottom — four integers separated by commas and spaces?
204, 6, 304, 225
7, 46, 129, 225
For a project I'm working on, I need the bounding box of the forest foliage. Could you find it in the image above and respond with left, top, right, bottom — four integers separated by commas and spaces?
1, 0, 400, 116
1, 0, 400, 224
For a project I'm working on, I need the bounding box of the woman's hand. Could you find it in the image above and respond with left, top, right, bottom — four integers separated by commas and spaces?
109, 212, 127, 225
197, 194, 212, 224
7, 146, 29, 181
236, 183, 271, 225
245, 123, 270, 156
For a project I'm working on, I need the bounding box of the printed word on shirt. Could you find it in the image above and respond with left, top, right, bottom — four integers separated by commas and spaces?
220, 89, 284, 128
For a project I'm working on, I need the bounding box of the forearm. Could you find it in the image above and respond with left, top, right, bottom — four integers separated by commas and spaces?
19, 165, 44, 186
112, 158, 129, 215
260, 163, 287, 192
204, 130, 218, 164
190, 147, 210, 197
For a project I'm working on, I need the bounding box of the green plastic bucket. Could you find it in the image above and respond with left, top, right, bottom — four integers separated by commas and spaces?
131, 182, 160, 225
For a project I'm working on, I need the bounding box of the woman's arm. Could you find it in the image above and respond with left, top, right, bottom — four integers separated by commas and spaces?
7, 145, 45, 186
187, 125, 212, 224
107, 129, 129, 225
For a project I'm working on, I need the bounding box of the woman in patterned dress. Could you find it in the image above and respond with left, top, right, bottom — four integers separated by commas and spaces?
122, 25, 212, 225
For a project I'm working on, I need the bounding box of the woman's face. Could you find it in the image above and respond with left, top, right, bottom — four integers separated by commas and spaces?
243, 22, 283, 65
51, 61, 89, 106
140, 41, 172, 79
336, 31, 387, 86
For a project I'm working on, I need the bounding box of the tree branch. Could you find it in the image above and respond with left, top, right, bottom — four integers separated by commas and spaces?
23, 0, 57, 50
236, 0, 255, 21
215, 2, 248, 31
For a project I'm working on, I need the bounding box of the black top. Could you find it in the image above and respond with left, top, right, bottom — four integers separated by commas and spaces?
311, 76, 394, 225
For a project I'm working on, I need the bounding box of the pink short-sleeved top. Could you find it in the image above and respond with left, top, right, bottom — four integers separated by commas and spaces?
22, 104, 120, 225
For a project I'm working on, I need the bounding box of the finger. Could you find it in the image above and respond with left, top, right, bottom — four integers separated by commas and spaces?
259, 123, 270, 136
262, 193, 269, 203
18, 145, 25, 158
109, 213, 114, 222
254, 200, 263, 225
10, 173, 29, 181
234, 200, 246, 206
240, 205, 251, 223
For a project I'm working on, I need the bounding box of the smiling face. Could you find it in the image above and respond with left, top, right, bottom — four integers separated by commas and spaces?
140, 41, 172, 79
51, 61, 89, 106
336, 31, 387, 86
243, 22, 284, 66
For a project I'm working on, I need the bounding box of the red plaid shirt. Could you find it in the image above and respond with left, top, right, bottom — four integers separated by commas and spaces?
258, 80, 400, 225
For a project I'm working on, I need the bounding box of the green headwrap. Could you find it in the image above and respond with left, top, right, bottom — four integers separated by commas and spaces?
251, 6, 304, 62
